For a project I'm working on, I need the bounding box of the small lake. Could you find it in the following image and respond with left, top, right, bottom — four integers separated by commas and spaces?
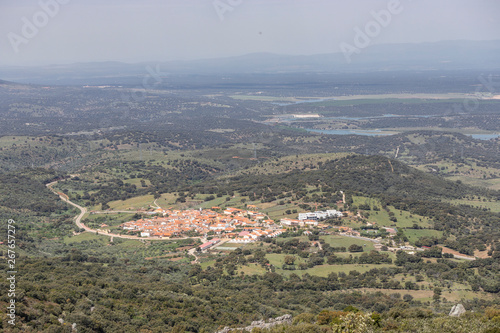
469, 134, 500, 140
306, 129, 393, 136
306, 128, 500, 140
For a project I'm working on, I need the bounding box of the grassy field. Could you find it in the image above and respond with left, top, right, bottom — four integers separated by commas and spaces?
445, 197, 500, 213
0, 136, 30, 148
108, 194, 155, 210
83, 212, 136, 229
352, 196, 433, 229
239, 263, 268, 275
404, 229, 444, 243
218, 242, 242, 248
266, 253, 307, 267
260, 201, 300, 220
154, 193, 178, 208
320, 235, 376, 252
390, 209, 433, 228
200, 260, 216, 269
123, 178, 151, 187
447, 176, 500, 190
63, 232, 110, 244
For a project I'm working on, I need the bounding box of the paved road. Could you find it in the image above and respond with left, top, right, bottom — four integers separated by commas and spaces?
46, 181, 89, 231
188, 247, 199, 263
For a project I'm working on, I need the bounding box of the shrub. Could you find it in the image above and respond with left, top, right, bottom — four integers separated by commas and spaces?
316, 310, 347, 325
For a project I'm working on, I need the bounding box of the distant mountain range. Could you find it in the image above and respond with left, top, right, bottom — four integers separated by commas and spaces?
161, 40, 500, 74
1, 40, 499, 85
0, 79, 15, 85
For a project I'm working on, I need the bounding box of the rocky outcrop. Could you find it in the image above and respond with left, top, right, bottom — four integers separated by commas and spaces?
217, 314, 292, 332
449, 304, 466, 317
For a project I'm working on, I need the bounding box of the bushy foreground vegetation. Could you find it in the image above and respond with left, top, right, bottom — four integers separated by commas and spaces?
0, 254, 499, 332
253, 308, 500, 333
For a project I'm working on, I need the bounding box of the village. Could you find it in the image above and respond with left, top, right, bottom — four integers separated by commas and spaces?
119, 207, 362, 243
120, 206, 287, 243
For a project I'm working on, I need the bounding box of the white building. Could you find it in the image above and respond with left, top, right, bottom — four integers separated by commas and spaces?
298, 210, 342, 221
303, 220, 318, 227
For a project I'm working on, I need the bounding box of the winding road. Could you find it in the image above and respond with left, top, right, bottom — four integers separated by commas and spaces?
188, 247, 200, 263
47, 181, 90, 231
46, 180, 172, 241
47, 179, 211, 243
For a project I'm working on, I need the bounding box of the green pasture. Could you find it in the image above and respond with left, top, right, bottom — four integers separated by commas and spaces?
108, 194, 155, 210
404, 229, 444, 243
320, 235, 376, 252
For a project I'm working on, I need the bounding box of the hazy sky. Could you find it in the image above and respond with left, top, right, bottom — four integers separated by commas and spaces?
1, 0, 499, 66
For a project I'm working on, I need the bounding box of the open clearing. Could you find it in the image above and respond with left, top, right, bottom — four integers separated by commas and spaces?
230, 93, 477, 103
108, 194, 155, 210
351, 288, 496, 303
